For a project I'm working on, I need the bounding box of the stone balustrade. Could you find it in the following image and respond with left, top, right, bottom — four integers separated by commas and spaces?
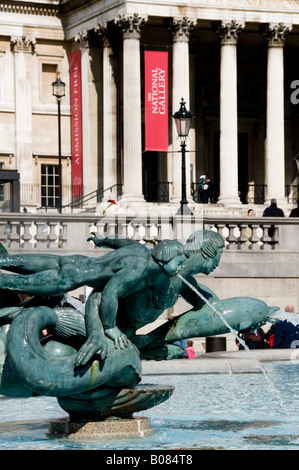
0, 213, 298, 255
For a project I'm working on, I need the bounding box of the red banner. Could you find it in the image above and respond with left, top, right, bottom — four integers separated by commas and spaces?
70, 50, 83, 196
145, 51, 168, 152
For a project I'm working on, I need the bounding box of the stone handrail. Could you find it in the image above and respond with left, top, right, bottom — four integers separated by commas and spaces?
0, 213, 298, 255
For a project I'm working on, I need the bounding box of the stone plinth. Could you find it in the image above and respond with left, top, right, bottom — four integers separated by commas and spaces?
47, 416, 154, 439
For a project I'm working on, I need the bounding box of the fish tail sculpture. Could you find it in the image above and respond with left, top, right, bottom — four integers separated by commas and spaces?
2, 306, 174, 419
6, 306, 141, 397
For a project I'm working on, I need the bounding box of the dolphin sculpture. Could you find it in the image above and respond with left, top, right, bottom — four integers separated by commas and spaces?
138, 297, 280, 360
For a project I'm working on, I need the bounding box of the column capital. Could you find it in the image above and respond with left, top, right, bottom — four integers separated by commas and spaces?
213, 20, 244, 45
169, 17, 197, 42
260, 23, 292, 47
11, 35, 36, 53
75, 30, 89, 49
115, 13, 147, 39
94, 22, 110, 47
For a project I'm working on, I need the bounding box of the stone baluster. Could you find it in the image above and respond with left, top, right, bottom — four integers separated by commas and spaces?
35, 221, 49, 249
261, 223, 274, 250
22, 220, 33, 250
249, 224, 261, 251
59, 222, 67, 248
95, 220, 106, 238
118, 217, 128, 239
226, 223, 238, 249
0, 222, 8, 245
8, 221, 20, 250
238, 223, 249, 250
48, 221, 58, 249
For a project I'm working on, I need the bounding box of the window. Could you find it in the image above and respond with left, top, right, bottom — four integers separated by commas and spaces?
41, 164, 59, 208
42, 63, 58, 103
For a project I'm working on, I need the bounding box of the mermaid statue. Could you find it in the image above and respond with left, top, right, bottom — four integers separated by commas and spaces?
0, 230, 279, 420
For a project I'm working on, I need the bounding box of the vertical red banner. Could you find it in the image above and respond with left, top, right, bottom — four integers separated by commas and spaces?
145, 51, 168, 152
70, 50, 83, 196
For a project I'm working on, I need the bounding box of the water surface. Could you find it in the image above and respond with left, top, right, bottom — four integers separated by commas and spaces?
0, 361, 298, 450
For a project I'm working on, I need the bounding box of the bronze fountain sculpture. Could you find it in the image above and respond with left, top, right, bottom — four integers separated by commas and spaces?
0, 230, 279, 425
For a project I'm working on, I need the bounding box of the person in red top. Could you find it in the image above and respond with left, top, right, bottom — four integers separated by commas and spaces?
186, 340, 195, 359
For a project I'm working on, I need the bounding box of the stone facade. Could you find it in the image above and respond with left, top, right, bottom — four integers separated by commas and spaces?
0, 1, 299, 213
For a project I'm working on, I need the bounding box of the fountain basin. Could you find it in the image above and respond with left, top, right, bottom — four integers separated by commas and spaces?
0, 358, 298, 450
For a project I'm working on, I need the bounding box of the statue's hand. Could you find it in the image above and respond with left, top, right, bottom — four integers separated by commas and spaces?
87, 232, 102, 247
75, 334, 108, 367
105, 326, 128, 349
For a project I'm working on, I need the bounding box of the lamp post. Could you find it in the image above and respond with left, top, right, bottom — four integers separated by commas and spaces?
52, 76, 66, 213
172, 98, 193, 215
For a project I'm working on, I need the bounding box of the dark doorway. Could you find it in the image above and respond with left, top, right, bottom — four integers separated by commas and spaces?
142, 152, 170, 202
143, 152, 158, 202
0, 169, 20, 212
238, 133, 249, 203
213, 132, 220, 203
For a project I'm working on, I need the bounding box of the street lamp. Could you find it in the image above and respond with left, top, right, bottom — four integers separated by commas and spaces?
52, 76, 66, 213
173, 98, 193, 215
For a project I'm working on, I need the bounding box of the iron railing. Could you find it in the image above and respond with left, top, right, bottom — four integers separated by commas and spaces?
143, 181, 171, 203
192, 183, 298, 205
14, 181, 299, 212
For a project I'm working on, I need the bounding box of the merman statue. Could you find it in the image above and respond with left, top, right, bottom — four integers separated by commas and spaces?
0, 231, 279, 420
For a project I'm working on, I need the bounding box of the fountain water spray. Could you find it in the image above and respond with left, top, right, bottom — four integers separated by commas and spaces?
178, 273, 299, 434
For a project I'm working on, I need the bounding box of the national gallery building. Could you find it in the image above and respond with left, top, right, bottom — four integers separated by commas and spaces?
1, 0, 299, 215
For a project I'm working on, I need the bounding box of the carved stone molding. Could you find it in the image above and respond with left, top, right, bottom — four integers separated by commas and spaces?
213, 20, 245, 45
94, 22, 109, 47
169, 17, 197, 42
74, 30, 89, 49
10, 36, 36, 53
0, 4, 59, 16
260, 23, 292, 47
115, 13, 147, 40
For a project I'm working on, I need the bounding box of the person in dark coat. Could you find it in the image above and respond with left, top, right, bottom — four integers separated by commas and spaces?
263, 198, 284, 239
289, 200, 299, 217
236, 328, 269, 350
273, 306, 299, 349
263, 198, 285, 217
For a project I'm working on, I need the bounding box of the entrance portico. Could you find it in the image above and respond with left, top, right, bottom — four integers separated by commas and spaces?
65, 5, 298, 213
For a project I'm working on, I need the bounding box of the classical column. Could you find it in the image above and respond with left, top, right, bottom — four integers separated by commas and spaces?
214, 20, 244, 205
115, 13, 147, 203
169, 17, 196, 203
75, 31, 93, 196
11, 36, 36, 203
95, 23, 118, 200
261, 23, 292, 204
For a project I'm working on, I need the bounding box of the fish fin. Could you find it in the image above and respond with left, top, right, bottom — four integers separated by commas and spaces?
53, 307, 86, 339
0, 306, 24, 325
0, 242, 8, 257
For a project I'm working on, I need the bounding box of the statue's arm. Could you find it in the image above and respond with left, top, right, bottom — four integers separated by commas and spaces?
87, 233, 139, 250
180, 276, 219, 308
75, 291, 107, 367
99, 266, 145, 330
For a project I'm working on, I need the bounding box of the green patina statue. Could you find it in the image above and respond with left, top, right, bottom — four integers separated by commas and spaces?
0, 230, 279, 420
